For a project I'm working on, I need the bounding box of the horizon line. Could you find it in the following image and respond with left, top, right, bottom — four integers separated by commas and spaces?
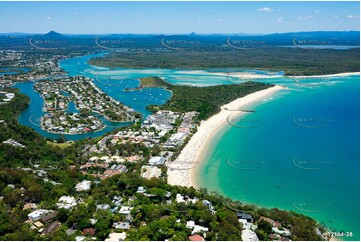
0, 30, 360, 36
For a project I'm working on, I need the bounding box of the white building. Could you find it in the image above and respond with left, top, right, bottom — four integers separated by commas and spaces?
176, 194, 185, 203
28, 209, 50, 221
75, 180, 91, 192
97, 204, 110, 210
272, 227, 292, 237
136, 186, 146, 194
186, 220, 209, 234
149, 156, 166, 166
56, 196, 77, 210
119, 206, 132, 215
105, 232, 127, 241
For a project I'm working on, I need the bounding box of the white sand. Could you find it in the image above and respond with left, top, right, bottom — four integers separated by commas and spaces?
211, 71, 283, 79
290, 72, 360, 78
167, 85, 286, 187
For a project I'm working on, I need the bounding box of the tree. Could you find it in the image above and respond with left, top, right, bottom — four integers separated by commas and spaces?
257, 219, 273, 234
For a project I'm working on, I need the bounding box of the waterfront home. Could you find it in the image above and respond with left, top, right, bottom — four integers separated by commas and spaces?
237, 211, 254, 223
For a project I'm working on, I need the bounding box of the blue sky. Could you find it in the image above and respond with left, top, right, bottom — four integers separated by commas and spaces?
0, 1, 359, 34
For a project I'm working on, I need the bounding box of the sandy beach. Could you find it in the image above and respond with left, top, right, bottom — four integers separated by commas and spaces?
166, 85, 286, 187
290, 72, 360, 78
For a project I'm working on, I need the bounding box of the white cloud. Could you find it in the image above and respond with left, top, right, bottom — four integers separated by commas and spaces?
334, 15, 339, 18
197, 16, 203, 21
46, 16, 52, 20
298, 16, 316, 21
346, 15, 358, 19
258, 7, 273, 12
216, 18, 223, 23
277, 17, 283, 23
314, 10, 320, 14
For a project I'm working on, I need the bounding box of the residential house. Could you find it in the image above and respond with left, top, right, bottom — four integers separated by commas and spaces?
43, 221, 60, 234
40, 211, 59, 224
105, 232, 127, 241
188, 235, 205, 241
82, 228, 96, 236
237, 211, 254, 223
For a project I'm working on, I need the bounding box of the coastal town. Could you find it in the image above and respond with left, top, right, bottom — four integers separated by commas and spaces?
0, 8, 357, 239
81, 110, 198, 180
33, 76, 140, 134
0, 46, 338, 240
1, 95, 330, 240
0, 49, 72, 85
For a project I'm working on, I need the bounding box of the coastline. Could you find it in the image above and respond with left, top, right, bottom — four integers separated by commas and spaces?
166, 85, 286, 188
206, 71, 360, 80
289, 72, 360, 78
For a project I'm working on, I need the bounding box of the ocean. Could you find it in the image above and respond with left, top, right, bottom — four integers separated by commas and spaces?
196, 75, 360, 240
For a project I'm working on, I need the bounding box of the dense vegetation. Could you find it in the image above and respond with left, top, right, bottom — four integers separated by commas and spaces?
89, 47, 360, 76
139, 77, 273, 120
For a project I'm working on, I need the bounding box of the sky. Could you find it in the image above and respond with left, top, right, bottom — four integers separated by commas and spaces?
0, 1, 359, 34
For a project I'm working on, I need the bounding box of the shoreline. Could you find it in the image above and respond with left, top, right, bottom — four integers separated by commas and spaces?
166, 85, 286, 188
289, 72, 360, 78
203, 71, 360, 80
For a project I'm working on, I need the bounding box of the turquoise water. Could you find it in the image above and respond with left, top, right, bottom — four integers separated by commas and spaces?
13, 52, 360, 239
197, 75, 360, 240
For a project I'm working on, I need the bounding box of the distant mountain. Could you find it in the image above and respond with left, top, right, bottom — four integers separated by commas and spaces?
0, 31, 359, 49
43, 30, 66, 39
